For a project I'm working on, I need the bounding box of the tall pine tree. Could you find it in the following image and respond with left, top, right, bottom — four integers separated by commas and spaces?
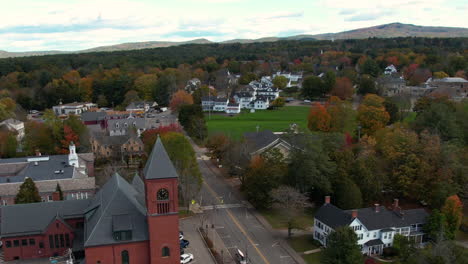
15, 178, 42, 204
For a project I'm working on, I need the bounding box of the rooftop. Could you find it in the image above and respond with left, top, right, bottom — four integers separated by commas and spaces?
143, 137, 179, 180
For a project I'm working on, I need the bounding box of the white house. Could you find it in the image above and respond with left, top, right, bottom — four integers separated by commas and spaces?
384, 65, 398, 75
226, 103, 241, 114
249, 97, 270, 110
0, 118, 25, 141
272, 71, 303, 87
213, 98, 229, 112
233, 92, 255, 109
314, 197, 428, 256
52, 102, 96, 116
256, 87, 279, 101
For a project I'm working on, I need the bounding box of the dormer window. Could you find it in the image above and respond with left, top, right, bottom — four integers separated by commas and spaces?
113, 230, 132, 241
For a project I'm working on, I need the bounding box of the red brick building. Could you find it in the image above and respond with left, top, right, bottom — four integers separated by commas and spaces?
0, 137, 180, 263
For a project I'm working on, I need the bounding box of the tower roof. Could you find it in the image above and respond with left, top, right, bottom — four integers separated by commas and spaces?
143, 136, 179, 180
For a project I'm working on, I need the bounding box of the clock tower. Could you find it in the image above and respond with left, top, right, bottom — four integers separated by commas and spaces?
144, 137, 180, 264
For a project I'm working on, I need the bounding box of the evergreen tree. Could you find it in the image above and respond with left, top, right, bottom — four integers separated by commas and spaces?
56, 183, 64, 201
322, 226, 363, 264
15, 178, 42, 204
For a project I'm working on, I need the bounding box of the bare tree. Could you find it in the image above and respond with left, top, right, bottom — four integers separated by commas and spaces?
270, 185, 311, 238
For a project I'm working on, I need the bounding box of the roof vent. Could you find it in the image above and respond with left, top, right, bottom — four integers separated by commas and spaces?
54, 170, 60, 174
34, 162, 38, 166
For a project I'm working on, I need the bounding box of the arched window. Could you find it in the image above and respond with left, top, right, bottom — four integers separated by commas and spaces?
162, 246, 170, 257
157, 189, 169, 201
121, 250, 129, 264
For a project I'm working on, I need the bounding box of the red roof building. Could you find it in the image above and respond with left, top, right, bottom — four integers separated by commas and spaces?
0, 137, 180, 263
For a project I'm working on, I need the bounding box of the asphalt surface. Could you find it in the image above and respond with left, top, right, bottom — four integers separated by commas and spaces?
191, 143, 297, 264
180, 215, 217, 264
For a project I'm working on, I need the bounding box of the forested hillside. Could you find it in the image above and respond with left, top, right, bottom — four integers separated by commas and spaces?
0, 37, 466, 110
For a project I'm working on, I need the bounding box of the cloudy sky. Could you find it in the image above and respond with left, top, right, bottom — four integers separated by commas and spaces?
1, 0, 466, 52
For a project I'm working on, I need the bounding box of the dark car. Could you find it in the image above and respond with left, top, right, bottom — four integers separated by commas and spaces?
180, 239, 190, 249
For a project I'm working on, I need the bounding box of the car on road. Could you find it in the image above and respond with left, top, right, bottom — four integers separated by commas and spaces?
235, 249, 247, 264
180, 239, 190, 248
180, 253, 194, 263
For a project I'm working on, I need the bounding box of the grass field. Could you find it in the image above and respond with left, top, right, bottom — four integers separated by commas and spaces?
205, 106, 310, 139
302, 252, 322, 264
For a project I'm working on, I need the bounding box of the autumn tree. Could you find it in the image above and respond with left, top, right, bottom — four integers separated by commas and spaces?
327, 97, 357, 134
60, 125, 79, 153
133, 74, 157, 101
273, 75, 288, 89
271, 97, 285, 107
357, 94, 389, 135
322, 71, 336, 94
331, 77, 354, 99
169, 90, 193, 112
141, 124, 182, 153
192, 85, 216, 104
360, 58, 380, 77
24, 121, 55, 155
160, 132, 202, 209
205, 133, 230, 160
15, 178, 42, 204
122, 90, 141, 107
0, 130, 17, 158
308, 103, 331, 132
270, 185, 310, 237
441, 195, 463, 240
433, 71, 449, 79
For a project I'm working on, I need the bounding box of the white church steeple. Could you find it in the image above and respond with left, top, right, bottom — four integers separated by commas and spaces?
68, 142, 79, 168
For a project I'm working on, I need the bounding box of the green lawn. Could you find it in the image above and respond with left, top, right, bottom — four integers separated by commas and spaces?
302, 252, 322, 264
205, 106, 310, 139
288, 235, 319, 253
260, 207, 317, 229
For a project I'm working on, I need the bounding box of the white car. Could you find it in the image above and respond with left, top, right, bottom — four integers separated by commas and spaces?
179, 231, 184, 240
180, 253, 194, 263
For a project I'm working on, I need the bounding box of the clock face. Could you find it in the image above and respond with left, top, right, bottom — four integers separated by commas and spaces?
157, 188, 169, 200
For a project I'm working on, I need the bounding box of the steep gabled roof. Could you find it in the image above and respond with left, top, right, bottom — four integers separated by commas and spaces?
315, 203, 353, 229
0, 199, 91, 238
143, 137, 178, 180
84, 173, 147, 247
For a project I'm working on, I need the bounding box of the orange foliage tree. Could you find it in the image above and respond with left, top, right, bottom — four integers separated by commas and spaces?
169, 90, 193, 111
307, 102, 331, 132
331, 77, 354, 100
442, 195, 463, 239
358, 94, 390, 135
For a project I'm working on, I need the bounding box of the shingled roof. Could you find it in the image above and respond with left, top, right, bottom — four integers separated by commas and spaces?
0, 199, 91, 238
84, 173, 148, 247
143, 137, 178, 180
315, 203, 428, 231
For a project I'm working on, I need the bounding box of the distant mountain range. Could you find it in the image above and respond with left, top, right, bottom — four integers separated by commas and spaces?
1, 23, 467, 58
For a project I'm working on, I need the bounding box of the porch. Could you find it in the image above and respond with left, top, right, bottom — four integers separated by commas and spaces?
364, 239, 384, 255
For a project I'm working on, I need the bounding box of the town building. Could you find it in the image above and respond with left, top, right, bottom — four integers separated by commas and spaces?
201, 97, 229, 112
256, 87, 280, 101
243, 130, 292, 157
226, 103, 241, 114
426, 77, 468, 101
0, 118, 25, 141
272, 71, 304, 87
0, 137, 180, 263
384, 65, 398, 75
0, 143, 95, 205
52, 102, 96, 116
125, 101, 158, 113
376, 76, 407, 97
313, 197, 428, 256
233, 92, 255, 109
90, 131, 144, 160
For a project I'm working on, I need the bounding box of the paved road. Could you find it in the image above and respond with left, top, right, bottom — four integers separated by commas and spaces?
192, 143, 297, 264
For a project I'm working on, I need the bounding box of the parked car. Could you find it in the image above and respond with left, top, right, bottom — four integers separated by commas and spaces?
179, 231, 184, 240
180, 253, 194, 263
180, 239, 190, 248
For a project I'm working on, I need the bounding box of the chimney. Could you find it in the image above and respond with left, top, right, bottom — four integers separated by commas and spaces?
393, 198, 399, 209
52, 192, 61, 201
324, 196, 331, 204
351, 210, 358, 218
35, 149, 41, 156
374, 204, 380, 213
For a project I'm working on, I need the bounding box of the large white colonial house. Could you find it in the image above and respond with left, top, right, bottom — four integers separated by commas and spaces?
313, 197, 428, 256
